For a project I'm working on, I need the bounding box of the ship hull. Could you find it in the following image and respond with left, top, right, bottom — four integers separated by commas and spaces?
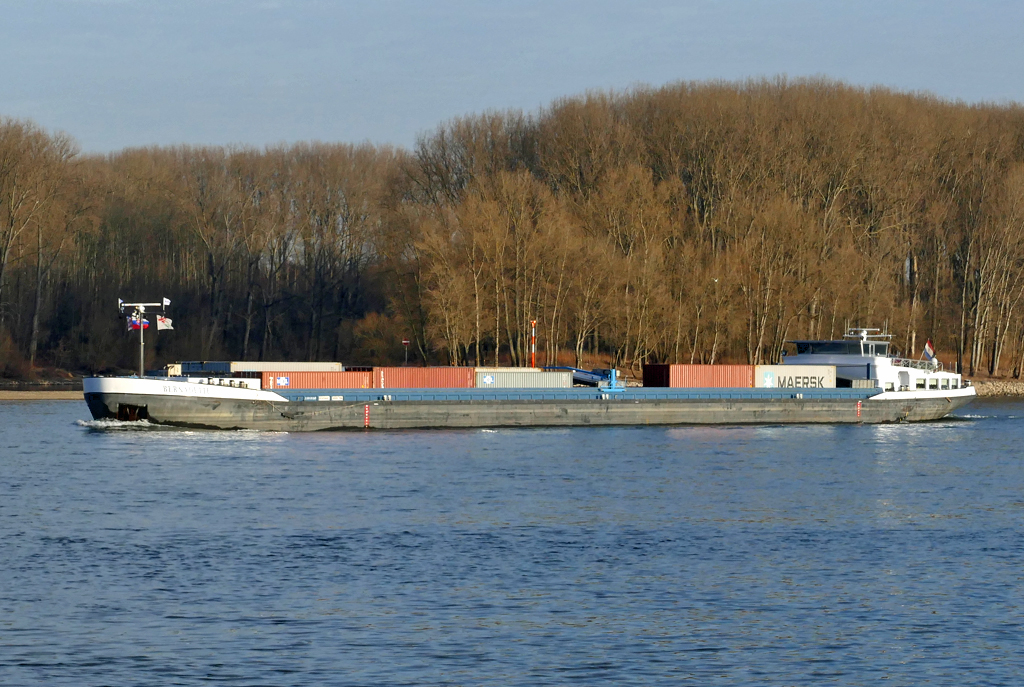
84, 386, 975, 431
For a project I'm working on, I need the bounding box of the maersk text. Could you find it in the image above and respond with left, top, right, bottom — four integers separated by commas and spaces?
776, 376, 827, 388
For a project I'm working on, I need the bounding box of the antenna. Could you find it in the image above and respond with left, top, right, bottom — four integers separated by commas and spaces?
118, 298, 170, 377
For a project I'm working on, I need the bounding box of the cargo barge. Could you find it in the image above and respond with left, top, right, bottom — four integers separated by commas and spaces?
83, 329, 976, 430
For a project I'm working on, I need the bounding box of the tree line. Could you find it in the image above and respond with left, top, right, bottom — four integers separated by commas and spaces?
3, 77, 1024, 378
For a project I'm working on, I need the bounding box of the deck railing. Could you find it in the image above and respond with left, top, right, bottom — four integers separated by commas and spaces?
891, 358, 942, 372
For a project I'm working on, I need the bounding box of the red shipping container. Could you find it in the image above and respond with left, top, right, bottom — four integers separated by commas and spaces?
373, 366, 475, 389
642, 364, 753, 388
261, 371, 372, 390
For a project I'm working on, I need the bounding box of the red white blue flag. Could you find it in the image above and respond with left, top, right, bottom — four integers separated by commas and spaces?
128, 316, 149, 330
923, 339, 935, 361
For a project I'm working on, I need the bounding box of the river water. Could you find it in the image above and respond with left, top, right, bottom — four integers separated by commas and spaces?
1, 399, 1023, 685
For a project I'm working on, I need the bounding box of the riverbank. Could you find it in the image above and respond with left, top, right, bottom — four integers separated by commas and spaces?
969, 380, 1024, 397
0, 375, 83, 397
0, 390, 82, 400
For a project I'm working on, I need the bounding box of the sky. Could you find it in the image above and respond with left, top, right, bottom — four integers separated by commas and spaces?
2, 0, 1022, 154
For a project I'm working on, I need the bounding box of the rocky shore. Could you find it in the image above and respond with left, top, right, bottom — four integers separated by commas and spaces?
969, 380, 1024, 397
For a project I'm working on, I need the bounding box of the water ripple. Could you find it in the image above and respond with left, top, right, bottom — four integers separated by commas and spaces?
1, 398, 1022, 684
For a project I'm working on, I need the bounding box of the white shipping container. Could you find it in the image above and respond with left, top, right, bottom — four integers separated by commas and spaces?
755, 365, 836, 389
475, 370, 572, 388
474, 367, 542, 372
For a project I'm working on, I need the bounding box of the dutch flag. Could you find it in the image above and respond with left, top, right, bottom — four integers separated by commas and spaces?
923, 339, 935, 362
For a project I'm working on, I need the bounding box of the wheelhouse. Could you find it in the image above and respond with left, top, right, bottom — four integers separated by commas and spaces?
784, 328, 968, 394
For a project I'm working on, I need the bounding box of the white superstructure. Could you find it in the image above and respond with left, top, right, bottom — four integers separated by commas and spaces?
783, 328, 975, 402
83, 376, 287, 402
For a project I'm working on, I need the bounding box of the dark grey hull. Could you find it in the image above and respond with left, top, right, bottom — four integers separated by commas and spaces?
84, 391, 974, 430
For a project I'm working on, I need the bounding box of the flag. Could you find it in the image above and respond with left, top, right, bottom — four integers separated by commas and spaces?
157, 316, 173, 330
128, 316, 149, 330
923, 339, 935, 361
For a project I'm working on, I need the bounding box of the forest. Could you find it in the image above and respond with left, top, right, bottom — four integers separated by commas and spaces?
3, 77, 1024, 379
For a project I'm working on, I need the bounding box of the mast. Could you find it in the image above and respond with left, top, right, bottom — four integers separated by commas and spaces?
119, 298, 170, 377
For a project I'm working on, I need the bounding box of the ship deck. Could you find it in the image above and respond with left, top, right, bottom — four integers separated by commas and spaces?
271, 387, 882, 403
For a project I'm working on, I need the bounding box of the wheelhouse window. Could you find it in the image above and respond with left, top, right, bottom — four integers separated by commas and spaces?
795, 342, 863, 355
